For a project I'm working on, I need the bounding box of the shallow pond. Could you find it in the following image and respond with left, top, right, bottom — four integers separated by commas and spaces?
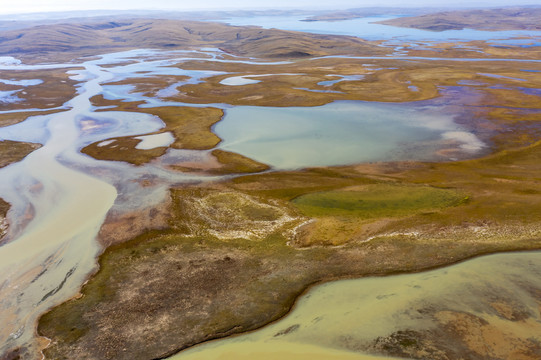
214, 100, 484, 169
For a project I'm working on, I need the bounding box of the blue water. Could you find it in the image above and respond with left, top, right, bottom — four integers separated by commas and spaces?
489, 39, 541, 47
218, 15, 541, 43
317, 75, 364, 86
214, 100, 483, 169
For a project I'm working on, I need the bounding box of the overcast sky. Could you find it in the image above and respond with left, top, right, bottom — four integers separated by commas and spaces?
1, 0, 540, 15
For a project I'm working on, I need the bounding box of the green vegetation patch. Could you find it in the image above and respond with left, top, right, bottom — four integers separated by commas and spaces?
82, 105, 223, 165
38, 186, 541, 360
210, 149, 270, 174
81, 136, 167, 166
292, 184, 466, 219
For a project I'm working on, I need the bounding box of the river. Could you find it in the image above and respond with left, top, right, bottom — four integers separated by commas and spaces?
0, 49, 231, 357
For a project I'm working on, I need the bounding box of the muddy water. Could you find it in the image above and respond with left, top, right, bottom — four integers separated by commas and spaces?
0, 58, 119, 357
172, 251, 541, 359
175, 342, 397, 360
0, 48, 292, 357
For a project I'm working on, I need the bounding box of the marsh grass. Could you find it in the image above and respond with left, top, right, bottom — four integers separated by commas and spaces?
82, 105, 223, 165
38, 143, 541, 359
0, 68, 79, 111
292, 185, 466, 219
208, 149, 270, 174
31, 21, 541, 359
81, 136, 167, 165
38, 181, 541, 359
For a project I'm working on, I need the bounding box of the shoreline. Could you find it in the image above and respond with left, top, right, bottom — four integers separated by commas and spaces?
161, 246, 541, 359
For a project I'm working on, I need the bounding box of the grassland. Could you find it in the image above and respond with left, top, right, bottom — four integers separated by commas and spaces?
292, 185, 466, 218
163, 56, 541, 107
0, 140, 40, 169
0, 19, 388, 64
38, 36, 541, 358
209, 149, 269, 174
0, 69, 79, 111
83, 53, 541, 172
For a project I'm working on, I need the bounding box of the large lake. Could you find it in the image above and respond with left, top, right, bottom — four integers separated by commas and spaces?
219, 14, 541, 43
215, 100, 483, 169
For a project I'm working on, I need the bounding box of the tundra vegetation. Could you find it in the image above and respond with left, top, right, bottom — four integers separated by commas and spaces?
0, 10, 539, 360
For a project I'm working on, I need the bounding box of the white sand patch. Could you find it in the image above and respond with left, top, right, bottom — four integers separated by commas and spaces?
0, 57, 22, 66
220, 76, 261, 86
97, 139, 116, 147
442, 131, 485, 152
220, 73, 302, 86
135, 132, 175, 150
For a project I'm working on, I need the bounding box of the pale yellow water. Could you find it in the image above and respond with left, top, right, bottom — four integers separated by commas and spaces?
175, 342, 395, 360
172, 251, 541, 359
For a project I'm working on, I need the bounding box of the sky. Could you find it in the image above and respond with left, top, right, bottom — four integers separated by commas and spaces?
1, 0, 540, 15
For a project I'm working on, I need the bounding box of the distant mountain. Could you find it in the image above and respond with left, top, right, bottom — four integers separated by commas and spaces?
0, 9, 312, 32
377, 7, 541, 31
0, 18, 389, 63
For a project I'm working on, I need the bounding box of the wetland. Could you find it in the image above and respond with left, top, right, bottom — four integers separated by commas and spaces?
0, 7, 540, 360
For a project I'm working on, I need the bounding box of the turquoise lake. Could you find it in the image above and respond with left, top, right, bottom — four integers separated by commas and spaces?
214, 100, 484, 169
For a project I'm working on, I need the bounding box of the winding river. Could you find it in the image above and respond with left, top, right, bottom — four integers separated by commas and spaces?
0, 59, 118, 355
